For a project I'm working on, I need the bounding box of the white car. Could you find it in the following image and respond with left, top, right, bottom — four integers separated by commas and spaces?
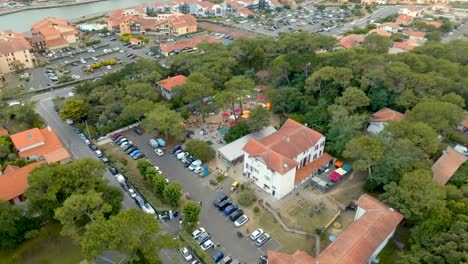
250, 228, 264, 240
113, 47, 120, 51
106, 65, 112, 70
142, 203, 155, 215
95, 150, 103, 157
91, 56, 98, 61
153, 166, 163, 174
155, 148, 164, 156
84, 139, 90, 145
191, 227, 206, 239
177, 152, 189, 160
66, 119, 74, 125
119, 49, 125, 53
180, 247, 193, 261
71, 75, 81, 79
128, 188, 137, 198
188, 160, 202, 171
80, 59, 86, 64
201, 239, 214, 251
234, 215, 249, 227
194, 166, 203, 174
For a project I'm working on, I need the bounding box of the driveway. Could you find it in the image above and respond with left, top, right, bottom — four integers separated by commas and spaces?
123, 132, 270, 263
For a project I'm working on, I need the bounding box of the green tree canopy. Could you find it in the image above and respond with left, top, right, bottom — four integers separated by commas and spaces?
181, 72, 215, 122
185, 140, 215, 163
183, 201, 201, 224
60, 99, 88, 121
246, 105, 270, 132
143, 104, 186, 142
224, 122, 251, 143
163, 182, 182, 207
343, 135, 384, 179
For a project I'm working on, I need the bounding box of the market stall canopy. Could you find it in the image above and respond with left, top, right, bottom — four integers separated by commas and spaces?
329, 171, 341, 181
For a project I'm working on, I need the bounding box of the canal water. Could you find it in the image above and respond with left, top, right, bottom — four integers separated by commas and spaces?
0, 0, 152, 32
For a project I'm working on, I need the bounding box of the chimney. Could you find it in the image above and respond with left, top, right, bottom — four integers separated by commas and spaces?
285, 136, 290, 142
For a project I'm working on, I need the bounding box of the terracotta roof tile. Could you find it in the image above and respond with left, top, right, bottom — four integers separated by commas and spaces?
393, 41, 415, 51
396, 14, 414, 24
367, 29, 391, 37
432, 147, 467, 186
317, 194, 404, 264
0, 128, 9, 136
157, 75, 187, 91
403, 30, 426, 38
337, 34, 364, 49
294, 153, 333, 183
424, 21, 442, 28
370, 108, 405, 122
380, 22, 399, 29
0, 31, 32, 56
0, 162, 42, 201
11, 127, 70, 163
268, 250, 316, 264
243, 119, 324, 175
46, 37, 68, 48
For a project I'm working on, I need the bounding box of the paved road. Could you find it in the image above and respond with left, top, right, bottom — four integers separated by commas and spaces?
442, 20, 468, 43
123, 132, 277, 263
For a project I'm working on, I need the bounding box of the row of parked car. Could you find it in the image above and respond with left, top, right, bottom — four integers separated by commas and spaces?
112, 133, 145, 160
174, 149, 205, 175
187, 227, 241, 264
213, 194, 249, 227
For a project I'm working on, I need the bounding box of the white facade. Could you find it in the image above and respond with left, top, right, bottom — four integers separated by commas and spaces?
367, 121, 387, 134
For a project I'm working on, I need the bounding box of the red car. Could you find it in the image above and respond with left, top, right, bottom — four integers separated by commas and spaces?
112, 133, 122, 141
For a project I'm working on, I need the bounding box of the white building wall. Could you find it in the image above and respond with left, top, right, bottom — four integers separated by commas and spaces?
367, 229, 396, 263
355, 206, 367, 221
292, 136, 325, 169
18, 141, 44, 153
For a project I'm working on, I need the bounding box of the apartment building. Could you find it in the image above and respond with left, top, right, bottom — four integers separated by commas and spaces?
30, 17, 79, 50
0, 30, 35, 74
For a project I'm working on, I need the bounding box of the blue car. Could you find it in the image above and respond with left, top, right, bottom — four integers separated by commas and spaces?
212, 251, 224, 263
223, 203, 238, 215
129, 149, 141, 157
169, 144, 181, 154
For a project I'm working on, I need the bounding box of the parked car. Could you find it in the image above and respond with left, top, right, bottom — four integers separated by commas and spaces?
223, 204, 238, 215
220, 256, 232, 264
128, 188, 137, 198
133, 152, 145, 160
89, 144, 97, 151
201, 239, 214, 251
229, 209, 244, 221
177, 152, 189, 160
191, 227, 206, 239
100, 155, 109, 163
116, 137, 128, 144
194, 166, 203, 174
234, 215, 249, 227
125, 146, 136, 154
180, 247, 193, 261
218, 199, 232, 210
142, 203, 155, 214
130, 149, 141, 157
212, 251, 224, 263
213, 194, 228, 207
108, 166, 118, 175
123, 144, 134, 151
195, 232, 211, 245
112, 133, 122, 140
134, 127, 143, 135
250, 229, 264, 240
155, 148, 164, 156
95, 150, 103, 157
188, 160, 202, 171
255, 233, 270, 247
169, 144, 182, 154
134, 195, 145, 208
183, 157, 194, 167
66, 119, 74, 125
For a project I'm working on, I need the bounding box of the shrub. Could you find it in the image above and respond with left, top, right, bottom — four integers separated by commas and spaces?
253, 206, 260, 214
237, 190, 257, 207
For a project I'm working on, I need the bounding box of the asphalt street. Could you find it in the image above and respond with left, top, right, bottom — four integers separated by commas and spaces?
442, 20, 468, 43
31, 88, 189, 264
123, 132, 280, 263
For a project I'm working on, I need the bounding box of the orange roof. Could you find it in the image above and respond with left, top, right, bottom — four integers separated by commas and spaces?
380, 22, 400, 29
268, 250, 316, 264
159, 35, 221, 54
11, 127, 70, 163
0, 31, 33, 56
396, 14, 414, 24
46, 37, 68, 48
239, 8, 255, 15
424, 21, 442, 28
367, 29, 391, 37
244, 119, 324, 175
10, 128, 45, 150
317, 194, 404, 264
295, 152, 333, 183
370, 108, 405, 122
403, 30, 426, 38
169, 14, 197, 29
0, 162, 42, 201
337, 34, 364, 49
157, 75, 187, 91
432, 147, 467, 186
0, 128, 9, 136
393, 41, 415, 51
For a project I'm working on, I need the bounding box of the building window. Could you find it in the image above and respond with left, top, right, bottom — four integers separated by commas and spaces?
314, 154, 317, 160
265, 175, 270, 181
253, 176, 258, 182
263, 184, 270, 189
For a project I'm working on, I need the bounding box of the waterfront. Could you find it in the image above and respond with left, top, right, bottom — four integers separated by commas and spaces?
0, 0, 151, 32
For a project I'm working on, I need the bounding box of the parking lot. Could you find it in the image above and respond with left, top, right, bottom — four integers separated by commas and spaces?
118, 131, 282, 263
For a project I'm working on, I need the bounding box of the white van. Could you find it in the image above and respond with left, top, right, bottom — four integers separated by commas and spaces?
148, 139, 159, 148
177, 152, 189, 160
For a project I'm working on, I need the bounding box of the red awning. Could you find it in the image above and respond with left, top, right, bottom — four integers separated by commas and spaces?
329, 171, 341, 181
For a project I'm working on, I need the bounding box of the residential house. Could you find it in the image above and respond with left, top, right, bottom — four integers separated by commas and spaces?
189, 1, 223, 17
129, 37, 143, 46
432, 147, 467, 186
156, 75, 187, 100
0, 162, 42, 205
400, 6, 424, 17
335, 34, 364, 49
169, 14, 197, 36
31, 17, 79, 50
396, 14, 414, 26
367, 108, 405, 134
424, 21, 442, 29
242, 119, 333, 199
268, 194, 404, 264
0, 128, 9, 136
403, 30, 426, 40
159, 35, 221, 56
10, 127, 71, 164
456, 114, 468, 133
366, 28, 391, 37
377, 22, 400, 33
224, 0, 255, 17
390, 41, 415, 53
0, 30, 35, 74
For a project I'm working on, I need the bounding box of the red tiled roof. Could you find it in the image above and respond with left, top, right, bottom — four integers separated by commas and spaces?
0, 162, 42, 201
159, 35, 221, 54
337, 34, 364, 49
0, 31, 32, 56
268, 250, 316, 264
393, 41, 415, 51
424, 21, 442, 28
169, 14, 197, 29
46, 37, 68, 48
396, 14, 414, 24
370, 108, 405, 122
11, 127, 70, 163
367, 29, 391, 37
294, 153, 333, 183
243, 119, 324, 175
239, 8, 255, 15
317, 194, 404, 264
403, 30, 426, 38
380, 22, 399, 29
432, 147, 467, 186
157, 75, 187, 91
0, 128, 9, 136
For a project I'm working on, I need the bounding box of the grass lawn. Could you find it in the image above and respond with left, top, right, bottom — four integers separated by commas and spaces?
0, 223, 84, 264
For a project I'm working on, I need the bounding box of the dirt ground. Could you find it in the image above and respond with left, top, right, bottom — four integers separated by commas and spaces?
198, 21, 256, 38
